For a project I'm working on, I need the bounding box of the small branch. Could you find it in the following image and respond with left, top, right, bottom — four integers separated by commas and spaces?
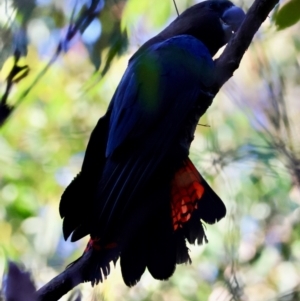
0, 53, 29, 126
0, 0, 103, 128
35, 0, 279, 300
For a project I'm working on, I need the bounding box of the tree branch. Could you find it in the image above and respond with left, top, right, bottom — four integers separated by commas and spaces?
35, 252, 93, 301
35, 0, 279, 299
214, 0, 279, 90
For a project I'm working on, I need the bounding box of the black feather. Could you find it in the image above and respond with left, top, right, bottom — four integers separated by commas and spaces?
120, 238, 147, 287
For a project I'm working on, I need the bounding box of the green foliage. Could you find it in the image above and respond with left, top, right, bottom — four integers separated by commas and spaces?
273, 0, 300, 30
122, 0, 171, 33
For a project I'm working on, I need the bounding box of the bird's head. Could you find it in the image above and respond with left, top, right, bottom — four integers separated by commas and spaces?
157, 0, 245, 56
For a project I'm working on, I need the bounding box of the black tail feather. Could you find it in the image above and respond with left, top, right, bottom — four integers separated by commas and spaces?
71, 225, 90, 242
175, 231, 191, 264
120, 238, 147, 287
146, 202, 176, 280
73, 247, 120, 286
62, 217, 76, 241
183, 213, 208, 245
197, 176, 226, 224
59, 173, 81, 218
60, 114, 110, 242
60, 172, 92, 240
147, 234, 176, 280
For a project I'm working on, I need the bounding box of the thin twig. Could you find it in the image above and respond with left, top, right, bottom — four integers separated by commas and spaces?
172, 0, 180, 16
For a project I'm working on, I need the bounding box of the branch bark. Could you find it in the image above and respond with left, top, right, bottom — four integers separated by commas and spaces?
214, 0, 279, 90
36, 0, 279, 299
35, 252, 93, 301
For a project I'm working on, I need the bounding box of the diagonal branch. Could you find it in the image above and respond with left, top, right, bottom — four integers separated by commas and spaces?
35, 0, 279, 300
214, 0, 279, 90
35, 252, 93, 301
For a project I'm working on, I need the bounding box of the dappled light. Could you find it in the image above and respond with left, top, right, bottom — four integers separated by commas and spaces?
1, 0, 300, 300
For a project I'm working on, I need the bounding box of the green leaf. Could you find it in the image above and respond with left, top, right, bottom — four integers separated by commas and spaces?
274, 0, 300, 30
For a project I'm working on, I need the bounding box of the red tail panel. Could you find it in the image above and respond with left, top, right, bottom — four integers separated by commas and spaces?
85, 237, 117, 253
171, 158, 204, 230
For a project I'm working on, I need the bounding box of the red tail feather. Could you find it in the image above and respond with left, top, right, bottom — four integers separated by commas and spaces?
171, 158, 205, 230
85, 238, 117, 253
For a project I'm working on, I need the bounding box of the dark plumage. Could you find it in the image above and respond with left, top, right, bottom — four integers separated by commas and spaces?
60, 0, 245, 286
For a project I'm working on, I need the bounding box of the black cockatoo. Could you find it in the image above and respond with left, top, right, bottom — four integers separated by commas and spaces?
60, 0, 245, 287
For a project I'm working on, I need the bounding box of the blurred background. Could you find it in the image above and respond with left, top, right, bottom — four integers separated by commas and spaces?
0, 0, 300, 300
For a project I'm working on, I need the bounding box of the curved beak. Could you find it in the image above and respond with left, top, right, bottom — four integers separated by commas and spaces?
220, 6, 246, 41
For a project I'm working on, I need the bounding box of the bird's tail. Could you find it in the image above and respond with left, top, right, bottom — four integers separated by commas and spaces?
118, 157, 226, 287
65, 157, 225, 288
86, 239, 121, 285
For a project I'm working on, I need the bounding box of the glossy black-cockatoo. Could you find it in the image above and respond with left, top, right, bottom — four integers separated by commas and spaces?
60, 0, 245, 287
